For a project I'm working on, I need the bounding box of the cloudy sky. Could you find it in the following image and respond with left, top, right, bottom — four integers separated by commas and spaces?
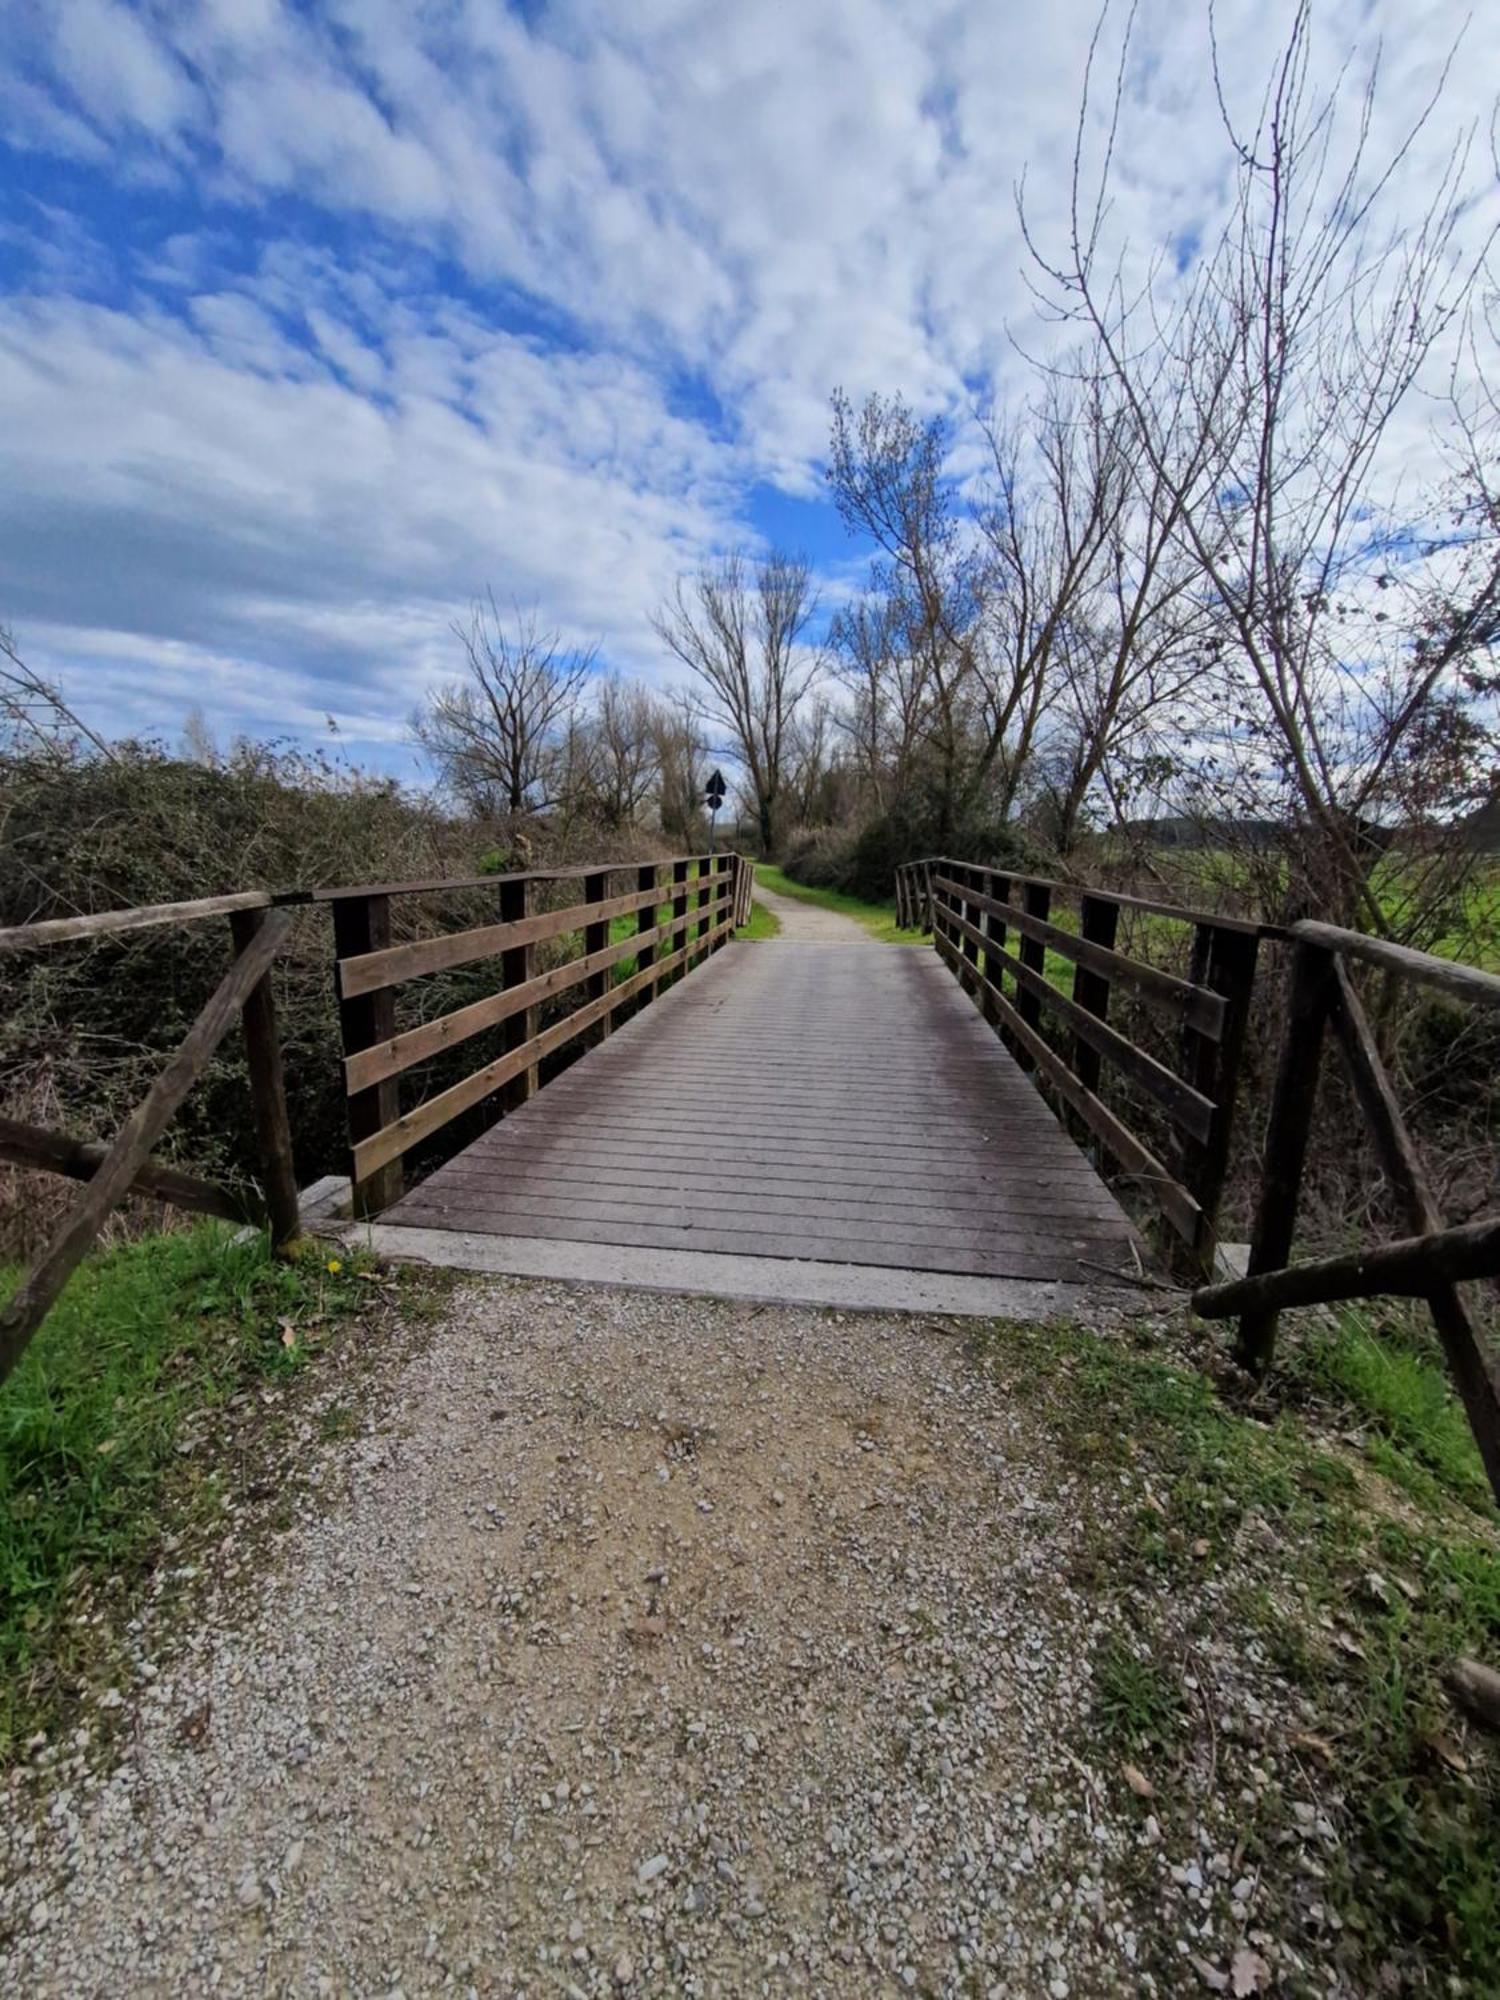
0, 0, 1489, 776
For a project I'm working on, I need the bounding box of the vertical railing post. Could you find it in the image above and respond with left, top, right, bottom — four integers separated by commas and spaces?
500, 876, 538, 1110
1236, 938, 1333, 1373
671, 859, 689, 984
960, 864, 981, 972
1072, 894, 1119, 1097
636, 863, 659, 1005
978, 867, 1008, 1035
921, 861, 934, 934
1013, 881, 1052, 1069
896, 866, 907, 930
1175, 923, 1262, 1277
696, 856, 711, 950
584, 869, 611, 1040
230, 906, 302, 1248
332, 893, 403, 1220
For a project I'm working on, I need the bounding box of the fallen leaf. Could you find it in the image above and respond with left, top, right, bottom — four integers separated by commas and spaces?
1192, 1537, 1211, 1558
1231, 1946, 1271, 1995
1290, 1730, 1336, 1767
1423, 1730, 1469, 1775
1362, 1570, 1391, 1606
96, 1438, 118, 1456
1334, 1630, 1366, 1660
1122, 1761, 1155, 1799
1143, 1492, 1168, 1517
280, 1323, 298, 1348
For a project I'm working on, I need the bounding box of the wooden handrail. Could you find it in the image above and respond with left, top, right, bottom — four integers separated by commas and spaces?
1192, 923, 1500, 1506
331, 854, 747, 1212
0, 910, 296, 1385
0, 889, 287, 953
904, 857, 1261, 1266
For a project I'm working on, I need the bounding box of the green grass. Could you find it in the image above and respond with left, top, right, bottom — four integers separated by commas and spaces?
752, 862, 916, 944
0, 1226, 399, 1760
972, 1311, 1500, 1989
737, 899, 781, 940
1291, 1308, 1495, 1517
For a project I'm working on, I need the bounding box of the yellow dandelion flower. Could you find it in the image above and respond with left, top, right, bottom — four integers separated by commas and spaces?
326, 1258, 343, 1274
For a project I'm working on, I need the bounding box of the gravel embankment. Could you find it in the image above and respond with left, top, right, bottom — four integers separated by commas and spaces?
2, 1280, 1164, 1997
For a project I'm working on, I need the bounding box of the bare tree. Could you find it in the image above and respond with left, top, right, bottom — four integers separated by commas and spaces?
651, 690, 711, 847
415, 594, 595, 819
1, 626, 117, 764
1024, 0, 1495, 929
653, 551, 819, 852
556, 674, 663, 830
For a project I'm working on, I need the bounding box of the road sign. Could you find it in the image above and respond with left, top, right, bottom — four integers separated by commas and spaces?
705, 768, 727, 804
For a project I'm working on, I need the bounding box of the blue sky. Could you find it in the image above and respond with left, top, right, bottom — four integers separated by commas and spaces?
0, 0, 1487, 778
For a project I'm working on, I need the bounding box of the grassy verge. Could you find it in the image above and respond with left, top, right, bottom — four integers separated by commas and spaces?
973, 1305, 1499, 1992
0, 1225, 445, 1764
737, 899, 781, 940
752, 862, 915, 943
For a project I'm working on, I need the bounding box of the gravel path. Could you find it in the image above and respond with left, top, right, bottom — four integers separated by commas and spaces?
2, 1280, 1157, 1999
750, 882, 869, 942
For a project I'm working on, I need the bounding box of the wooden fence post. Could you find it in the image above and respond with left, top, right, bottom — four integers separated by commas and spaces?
332, 894, 403, 1220
1013, 882, 1052, 1069
229, 906, 302, 1248
1236, 938, 1333, 1373
671, 860, 689, 985
584, 869, 611, 1041
1072, 893, 1119, 1099
500, 876, 538, 1108
1174, 923, 1261, 1276
636, 863, 659, 1004
697, 857, 711, 949
960, 865, 981, 971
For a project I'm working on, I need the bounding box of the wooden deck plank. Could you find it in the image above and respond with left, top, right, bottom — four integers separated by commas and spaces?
379, 938, 1140, 1283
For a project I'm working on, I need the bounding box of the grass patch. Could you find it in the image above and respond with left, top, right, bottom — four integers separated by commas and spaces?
752, 862, 915, 944
1291, 1307, 1494, 1517
737, 898, 781, 940
0, 1225, 427, 1762
971, 1313, 1500, 1991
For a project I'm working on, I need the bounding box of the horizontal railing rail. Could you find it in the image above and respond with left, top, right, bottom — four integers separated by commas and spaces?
332, 853, 749, 1215
895, 857, 1271, 1266
0, 853, 755, 1359
1193, 918, 1500, 1505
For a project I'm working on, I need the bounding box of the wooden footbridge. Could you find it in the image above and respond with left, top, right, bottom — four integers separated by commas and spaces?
4, 849, 1499, 1507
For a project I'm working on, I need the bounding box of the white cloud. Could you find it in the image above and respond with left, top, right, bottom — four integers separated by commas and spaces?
0, 0, 1494, 763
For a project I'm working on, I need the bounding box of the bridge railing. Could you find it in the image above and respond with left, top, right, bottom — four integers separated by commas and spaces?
324, 853, 748, 1217
895, 858, 1273, 1268
0, 892, 303, 1386
1192, 920, 1500, 1503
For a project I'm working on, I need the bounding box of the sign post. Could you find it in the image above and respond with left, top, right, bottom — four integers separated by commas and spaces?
704, 768, 727, 855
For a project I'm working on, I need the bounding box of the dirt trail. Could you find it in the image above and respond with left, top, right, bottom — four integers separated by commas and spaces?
750, 881, 870, 942
0, 1279, 1155, 2000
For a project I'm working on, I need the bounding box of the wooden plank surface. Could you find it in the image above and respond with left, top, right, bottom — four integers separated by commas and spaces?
381, 937, 1140, 1284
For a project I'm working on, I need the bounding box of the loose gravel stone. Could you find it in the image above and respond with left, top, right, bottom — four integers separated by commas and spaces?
0, 1277, 1203, 1995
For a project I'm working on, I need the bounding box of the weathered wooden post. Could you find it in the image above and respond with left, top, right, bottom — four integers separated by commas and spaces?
332, 892, 403, 1219
1175, 920, 1261, 1278
636, 863, 659, 1004
1071, 894, 1119, 1097
584, 869, 611, 1041
1012, 881, 1052, 1069
500, 875, 538, 1109
1235, 937, 1333, 1372
229, 905, 302, 1248
671, 859, 689, 985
